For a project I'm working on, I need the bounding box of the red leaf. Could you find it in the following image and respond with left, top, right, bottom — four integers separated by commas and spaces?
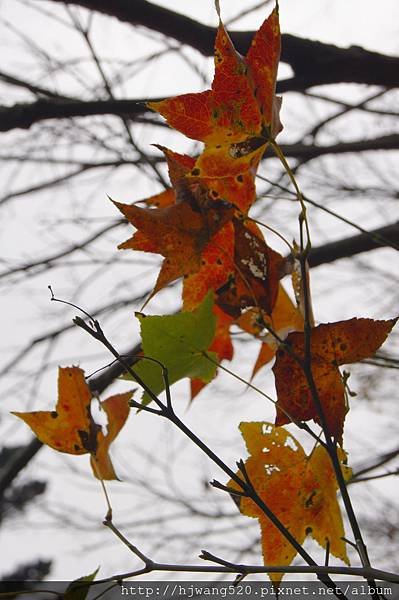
273, 317, 398, 441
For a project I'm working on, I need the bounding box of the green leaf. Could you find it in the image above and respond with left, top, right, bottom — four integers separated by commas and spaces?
64, 567, 99, 600
130, 292, 218, 405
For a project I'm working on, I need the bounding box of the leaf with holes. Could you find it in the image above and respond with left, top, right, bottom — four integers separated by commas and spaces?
128, 292, 218, 405
122, 153, 262, 313
12, 367, 131, 480
273, 317, 398, 442
228, 422, 351, 583
216, 219, 284, 317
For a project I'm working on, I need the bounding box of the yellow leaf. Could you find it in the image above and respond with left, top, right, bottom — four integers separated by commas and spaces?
13, 367, 132, 480
228, 422, 350, 583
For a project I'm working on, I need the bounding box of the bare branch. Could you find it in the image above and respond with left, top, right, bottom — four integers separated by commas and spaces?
308, 220, 399, 268
0, 97, 158, 132
32, 0, 399, 91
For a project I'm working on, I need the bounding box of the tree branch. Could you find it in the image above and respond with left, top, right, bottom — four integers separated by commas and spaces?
0, 97, 155, 132
308, 220, 399, 267
33, 0, 399, 91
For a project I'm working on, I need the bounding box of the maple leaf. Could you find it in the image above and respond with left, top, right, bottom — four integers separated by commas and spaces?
127, 292, 218, 405
273, 317, 398, 442
149, 7, 281, 179
113, 179, 235, 297
193, 140, 265, 180
149, 25, 261, 146
228, 422, 351, 583
179, 214, 236, 400
127, 149, 257, 308
154, 145, 196, 188
237, 284, 303, 378
12, 367, 131, 480
182, 222, 235, 310
216, 218, 284, 317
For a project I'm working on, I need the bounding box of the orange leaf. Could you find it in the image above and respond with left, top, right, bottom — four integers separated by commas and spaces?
154, 145, 196, 187
149, 90, 215, 143
90, 392, 132, 480
203, 170, 258, 213
12, 367, 132, 480
211, 22, 262, 142
150, 8, 281, 182
273, 317, 397, 441
144, 188, 176, 209
228, 422, 350, 583
114, 180, 235, 297
116, 144, 259, 312
157, 144, 258, 211
193, 141, 265, 179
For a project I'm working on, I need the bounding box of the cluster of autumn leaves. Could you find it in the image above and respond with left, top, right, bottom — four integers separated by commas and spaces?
14, 4, 397, 582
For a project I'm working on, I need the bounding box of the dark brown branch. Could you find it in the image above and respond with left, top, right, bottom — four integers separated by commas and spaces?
279, 135, 399, 160
33, 0, 399, 91
0, 438, 43, 497
308, 220, 399, 267
0, 98, 158, 132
